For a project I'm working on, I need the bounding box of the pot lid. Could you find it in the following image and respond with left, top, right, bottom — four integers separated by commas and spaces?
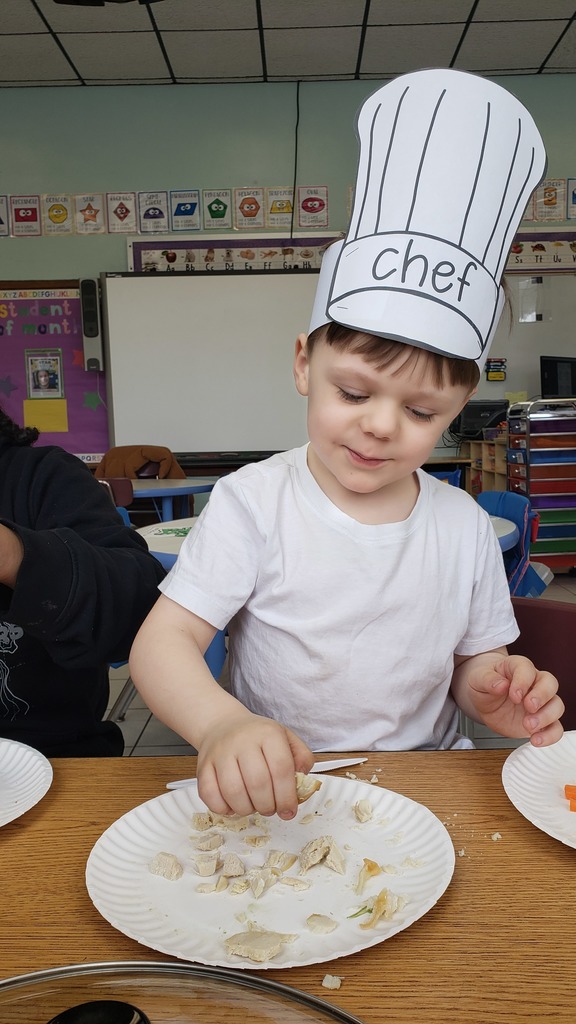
0, 961, 365, 1024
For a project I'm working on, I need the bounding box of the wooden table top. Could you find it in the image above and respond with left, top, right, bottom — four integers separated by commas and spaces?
1, 751, 575, 1023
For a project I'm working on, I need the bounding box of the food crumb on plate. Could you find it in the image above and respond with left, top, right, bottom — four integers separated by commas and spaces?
322, 974, 343, 990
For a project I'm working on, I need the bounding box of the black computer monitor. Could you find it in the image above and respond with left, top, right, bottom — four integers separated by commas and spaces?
540, 355, 576, 399
449, 399, 509, 440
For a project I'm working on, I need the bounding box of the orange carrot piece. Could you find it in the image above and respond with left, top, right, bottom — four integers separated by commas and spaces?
570, 799, 576, 813
564, 784, 576, 800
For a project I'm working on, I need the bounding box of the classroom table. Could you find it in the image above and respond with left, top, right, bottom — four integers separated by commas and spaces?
490, 515, 520, 552
1, 750, 574, 1023
137, 516, 198, 566
131, 478, 215, 521
138, 515, 519, 563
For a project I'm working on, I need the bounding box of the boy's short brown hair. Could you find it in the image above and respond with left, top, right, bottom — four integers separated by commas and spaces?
307, 321, 480, 392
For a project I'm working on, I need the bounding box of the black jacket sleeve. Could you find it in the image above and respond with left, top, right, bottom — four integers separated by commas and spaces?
0, 447, 166, 668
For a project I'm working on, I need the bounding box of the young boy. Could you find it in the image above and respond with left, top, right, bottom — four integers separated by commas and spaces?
130, 69, 564, 818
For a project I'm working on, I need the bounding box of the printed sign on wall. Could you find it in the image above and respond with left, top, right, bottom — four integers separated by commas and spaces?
128, 234, 338, 273
233, 188, 265, 230
202, 189, 232, 230
297, 186, 329, 228
42, 195, 74, 236
265, 187, 294, 229
0, 196, 9, 237
137, 191, 170, 233
106, 192, 137, 234
10, 196, 42, 237
170, 189, 201, 231
74, 194, 106, 235
506, 232, 576, 271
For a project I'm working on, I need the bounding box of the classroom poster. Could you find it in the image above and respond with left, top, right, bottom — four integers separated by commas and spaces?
297, 186, 329, 228
128, 234, 338, 272
264, 188, 294, 229
106, 192, 137, 234
0, 196, 9, 237
506, 231, 576, 272
9, 196, 42, 237
0, 286, 109, 458
137, 191, 170, 233
233, 188, 265, 229
74, 194, 106, 235
202, 189, 232, 230
534, 179, 567, 222
170, 190, 201, 231
42, 195, 74, 236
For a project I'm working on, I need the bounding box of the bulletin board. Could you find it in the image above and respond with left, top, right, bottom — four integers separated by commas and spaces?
0, 281, 109, 460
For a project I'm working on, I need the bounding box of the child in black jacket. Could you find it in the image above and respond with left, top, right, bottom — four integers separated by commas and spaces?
0, 407, 165, 756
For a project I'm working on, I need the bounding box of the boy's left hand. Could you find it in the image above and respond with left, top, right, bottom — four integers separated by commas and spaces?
467, 654, 564, 746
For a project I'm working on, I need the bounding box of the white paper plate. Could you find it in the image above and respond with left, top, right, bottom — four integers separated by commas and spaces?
502, 731, 576, 848
86, 775, 455, 969
0, 738, 53, 827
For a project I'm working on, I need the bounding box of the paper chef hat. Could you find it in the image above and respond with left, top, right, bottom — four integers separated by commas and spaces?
309, 68, 547, 370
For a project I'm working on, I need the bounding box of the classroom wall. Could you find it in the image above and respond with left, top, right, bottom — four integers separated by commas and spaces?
1, 74, 575, 280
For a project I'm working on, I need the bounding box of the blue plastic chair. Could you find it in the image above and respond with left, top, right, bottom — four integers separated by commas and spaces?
116, 505, 131, 526
108, 628, 227, 722
107, 544, 227, 722
149, 547, 229, 677
476, 490, 545, 597
426, 468, 462, 487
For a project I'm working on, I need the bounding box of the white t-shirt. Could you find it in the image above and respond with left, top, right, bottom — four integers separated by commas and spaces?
161, 445, 518, 751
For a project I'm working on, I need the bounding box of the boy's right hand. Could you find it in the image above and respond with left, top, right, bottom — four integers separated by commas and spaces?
196, 709, 314, 820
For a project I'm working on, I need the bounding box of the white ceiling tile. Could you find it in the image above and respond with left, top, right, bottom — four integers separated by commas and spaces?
0, 35, 77, 82
261, 0, 365, 28
154, 0, 258, 31
361, 23, 463, 75
164, 30, 263, 79
475, 0, 576, 21
0, 1, 574, 87
62, 32, 168, 80
265, 26, 361, 76
368, 0, 471, 25
456, 22, 566, 71
2, 0, 48, 33
35, 0, 151, 32
545, 20, 576, 68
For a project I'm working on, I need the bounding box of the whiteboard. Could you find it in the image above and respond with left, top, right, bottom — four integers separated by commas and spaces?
101, 272, 318, 451
101, 270, 576, 453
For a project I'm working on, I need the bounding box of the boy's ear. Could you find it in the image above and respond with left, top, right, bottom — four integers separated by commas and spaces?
293, 333, 310, 396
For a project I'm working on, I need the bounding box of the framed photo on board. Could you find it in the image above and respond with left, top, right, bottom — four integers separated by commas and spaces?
26, 348, 64, 399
